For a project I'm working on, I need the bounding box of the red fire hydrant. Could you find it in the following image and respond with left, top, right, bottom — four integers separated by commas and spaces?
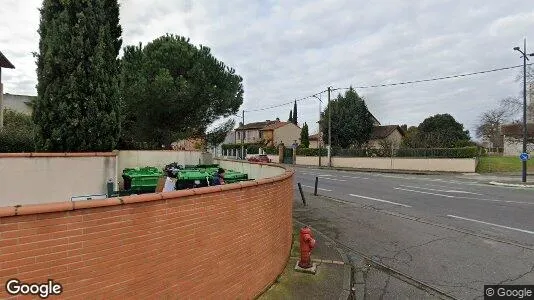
298, 226, 316, 269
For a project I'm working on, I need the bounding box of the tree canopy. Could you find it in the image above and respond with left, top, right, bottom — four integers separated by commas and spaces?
119, 34, 244, 147
33, 0, 123, 151
320, 87, 374, 148
206, 119, 236, 147
417, 114, 471, 148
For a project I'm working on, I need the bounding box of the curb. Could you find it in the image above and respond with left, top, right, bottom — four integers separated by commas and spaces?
488, 181, 534, 188
293, 219, 352, 300
287, 164, 464, 176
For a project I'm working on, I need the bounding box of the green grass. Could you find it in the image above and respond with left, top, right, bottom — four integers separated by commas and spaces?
477, 156, 534, 173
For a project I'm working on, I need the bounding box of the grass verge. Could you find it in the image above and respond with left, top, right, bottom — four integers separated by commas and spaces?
477, 156, 534, 173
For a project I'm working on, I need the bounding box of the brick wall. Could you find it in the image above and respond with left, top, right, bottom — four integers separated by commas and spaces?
0, 168, 294, 299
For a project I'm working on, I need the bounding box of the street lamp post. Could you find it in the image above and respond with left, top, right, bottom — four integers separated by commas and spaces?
513, 38, 534, 183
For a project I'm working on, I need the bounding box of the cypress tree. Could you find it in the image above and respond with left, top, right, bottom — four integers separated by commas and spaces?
288, 110, 293, 123
300, 122, 309, 148
34, 0, 122, 151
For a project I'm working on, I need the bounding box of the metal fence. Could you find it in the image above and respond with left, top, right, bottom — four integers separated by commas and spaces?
332, 147, 480, 159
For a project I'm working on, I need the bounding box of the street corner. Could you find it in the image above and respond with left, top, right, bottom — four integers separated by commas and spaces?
488, 181, 534, 188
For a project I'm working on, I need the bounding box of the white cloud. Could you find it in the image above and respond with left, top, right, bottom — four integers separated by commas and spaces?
2, 0, 534, 136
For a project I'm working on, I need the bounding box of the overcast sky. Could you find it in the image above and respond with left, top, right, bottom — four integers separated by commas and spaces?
1, 0, 533, 136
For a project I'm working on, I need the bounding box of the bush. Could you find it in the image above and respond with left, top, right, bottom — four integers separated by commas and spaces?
0, 110, 35, 153
263, 147, 278, 155
296, 148, 328, 156
0, 129, 34, 152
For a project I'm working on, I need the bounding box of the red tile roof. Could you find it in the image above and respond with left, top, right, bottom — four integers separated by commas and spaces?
370, 125, 405, 140
261, 121, 293, 130
501, 123, 534, 137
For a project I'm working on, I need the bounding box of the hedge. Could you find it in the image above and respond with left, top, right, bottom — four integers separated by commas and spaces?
0, 127, 35, 153
296, 148, 328, 156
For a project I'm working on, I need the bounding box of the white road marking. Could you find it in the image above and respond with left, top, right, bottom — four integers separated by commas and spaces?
398, 185, 483, 195
300, 172, 333, 177
394, 187, 534, 205
341, 175, 370, 179
394, 187, 454, 198
348, 194, 412, 208
447, 215, 534, 235
320, 177, 347, 182
301, 185, 333, 192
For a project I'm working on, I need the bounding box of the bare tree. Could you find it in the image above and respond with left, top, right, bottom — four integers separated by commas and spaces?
476, 108, 508, 147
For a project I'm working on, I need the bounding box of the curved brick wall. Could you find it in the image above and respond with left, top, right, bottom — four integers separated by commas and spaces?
0, 164, 294, 299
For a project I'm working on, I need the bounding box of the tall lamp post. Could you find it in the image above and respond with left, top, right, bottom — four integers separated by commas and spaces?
0, 51, 15, 130
312, 95, 323, 166
513, 38, 534, 183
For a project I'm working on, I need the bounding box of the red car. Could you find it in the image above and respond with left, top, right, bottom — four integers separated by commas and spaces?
248, 155, 271, 163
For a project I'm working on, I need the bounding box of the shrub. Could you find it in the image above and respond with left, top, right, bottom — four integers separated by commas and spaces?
0, 110, 35, 153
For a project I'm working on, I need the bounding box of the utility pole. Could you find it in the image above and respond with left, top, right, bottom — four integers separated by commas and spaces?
318, 98, 322, 167
327, 86, 332, 167
241, 110, 245, 160
513, 38, 534, 182
523, 38, 528, 183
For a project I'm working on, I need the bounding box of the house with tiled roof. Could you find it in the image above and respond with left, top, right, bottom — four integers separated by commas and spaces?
308, 125, 405, 149
234, 118, 301, 147
500, 123, 534, 156
367, 125, 406, 149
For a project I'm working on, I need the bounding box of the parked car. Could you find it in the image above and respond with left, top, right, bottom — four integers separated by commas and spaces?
248, 154, 271, 163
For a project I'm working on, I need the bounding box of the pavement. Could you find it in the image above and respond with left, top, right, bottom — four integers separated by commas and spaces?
291, 166, 534, 300
259, 218, 352, 300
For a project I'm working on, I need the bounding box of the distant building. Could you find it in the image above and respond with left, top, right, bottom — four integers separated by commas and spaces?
308, 125, 405, 149
234, 118, 301, 147
367, 125, 406, 149
501, 123, 534, 156
309, 133, 322, 149
2, 93, 34, 115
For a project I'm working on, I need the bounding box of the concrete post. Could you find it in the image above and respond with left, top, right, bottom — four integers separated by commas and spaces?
278, 144, 284, 163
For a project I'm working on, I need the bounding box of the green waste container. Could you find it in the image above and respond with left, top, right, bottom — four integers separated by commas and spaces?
224, 170, 249, 183
176, 170, 212, 190
122, 167, 164, 193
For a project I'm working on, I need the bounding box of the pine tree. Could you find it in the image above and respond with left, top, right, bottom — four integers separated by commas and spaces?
293, 100, 298, 125
288, 110, 293, 123
34, 0, 123, 151
300, 122, 309, 148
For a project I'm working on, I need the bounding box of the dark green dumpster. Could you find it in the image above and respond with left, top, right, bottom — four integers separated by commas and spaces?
122, 167, 164, 193
176, 170, 212, 190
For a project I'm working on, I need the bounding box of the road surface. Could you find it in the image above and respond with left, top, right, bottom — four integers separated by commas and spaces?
292, 167, 534, 299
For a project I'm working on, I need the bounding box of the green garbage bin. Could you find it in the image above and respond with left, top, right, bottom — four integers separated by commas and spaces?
122, 167, 164, 193
224, 170, 249, 183
176, 170, 212, 190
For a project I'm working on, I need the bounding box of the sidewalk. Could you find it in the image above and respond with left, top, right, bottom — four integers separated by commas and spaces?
258, 220, 352, 300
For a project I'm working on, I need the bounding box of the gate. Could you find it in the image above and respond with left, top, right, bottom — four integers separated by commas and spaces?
283, 148, 294, 164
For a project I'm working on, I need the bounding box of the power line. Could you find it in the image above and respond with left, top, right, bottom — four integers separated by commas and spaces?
332, 63, 534, 92
244, 89, 328, 113
238, 62, 533, 115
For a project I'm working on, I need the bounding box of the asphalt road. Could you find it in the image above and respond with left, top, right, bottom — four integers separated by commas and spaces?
292, 167, 534, 299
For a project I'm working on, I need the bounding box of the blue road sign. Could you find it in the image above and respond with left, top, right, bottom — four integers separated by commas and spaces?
520, 152, 529, 161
